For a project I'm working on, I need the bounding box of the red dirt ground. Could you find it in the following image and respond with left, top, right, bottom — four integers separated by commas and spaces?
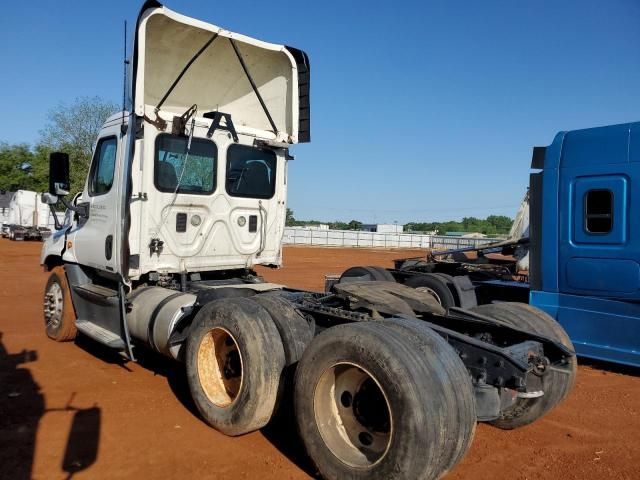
0, 240, 638, 479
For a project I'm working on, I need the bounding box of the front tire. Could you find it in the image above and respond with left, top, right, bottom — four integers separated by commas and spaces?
472, 302, 577, 429
185, 297, 286, 436
43, 266, 77, 342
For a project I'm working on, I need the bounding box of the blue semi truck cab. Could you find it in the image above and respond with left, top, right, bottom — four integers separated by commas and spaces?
529, 122, 640, 367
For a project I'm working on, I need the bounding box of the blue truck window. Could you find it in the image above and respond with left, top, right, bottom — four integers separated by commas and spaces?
585, 189, 613, 234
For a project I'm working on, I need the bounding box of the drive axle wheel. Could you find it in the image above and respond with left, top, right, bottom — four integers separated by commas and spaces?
339, 265, 395, 283
197, 327, 242, 407
380, 317, 476, 476
295, 322, 474, 480
314, 362, 392, 468
471, 302, 577, 429
43, 266, 77, 342
252, 294, 313, 365
404, 273, 456, 310
185, 297, 285, 436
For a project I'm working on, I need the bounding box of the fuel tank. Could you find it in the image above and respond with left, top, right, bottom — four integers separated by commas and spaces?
127, 287, 196, 359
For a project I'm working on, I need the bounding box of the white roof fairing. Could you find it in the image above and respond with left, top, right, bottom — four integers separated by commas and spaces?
134, 3, 306, 143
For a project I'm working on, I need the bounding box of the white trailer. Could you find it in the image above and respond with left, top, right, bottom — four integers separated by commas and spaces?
3, 190, 52, 240
39, 3, 575, 479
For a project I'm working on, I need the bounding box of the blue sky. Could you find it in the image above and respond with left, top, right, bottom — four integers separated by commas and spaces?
1, 0, 639, 223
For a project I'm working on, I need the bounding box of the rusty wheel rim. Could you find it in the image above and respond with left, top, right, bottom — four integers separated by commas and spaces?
197, 327, 243, 408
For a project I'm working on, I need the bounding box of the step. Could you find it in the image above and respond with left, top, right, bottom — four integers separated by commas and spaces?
76, 319, 125, 349
73, 283, 118, 300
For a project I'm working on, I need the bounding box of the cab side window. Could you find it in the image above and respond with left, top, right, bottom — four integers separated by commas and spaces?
585, 189, 613, 234
89, 137, 118, 196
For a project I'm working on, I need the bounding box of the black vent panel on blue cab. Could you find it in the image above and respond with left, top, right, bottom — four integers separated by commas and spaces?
176, 213, 187, 232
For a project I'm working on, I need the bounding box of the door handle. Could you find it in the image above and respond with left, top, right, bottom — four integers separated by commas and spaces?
105, 235, 113, 260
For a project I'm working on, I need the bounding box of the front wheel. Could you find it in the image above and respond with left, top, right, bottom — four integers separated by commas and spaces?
43, 266, 77, 342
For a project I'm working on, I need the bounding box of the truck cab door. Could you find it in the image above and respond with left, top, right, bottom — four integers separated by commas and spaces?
67, 127, 123, 276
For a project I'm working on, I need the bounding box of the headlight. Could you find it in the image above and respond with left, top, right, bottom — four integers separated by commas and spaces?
190, 214, 202, 226
237, 216, 247, 227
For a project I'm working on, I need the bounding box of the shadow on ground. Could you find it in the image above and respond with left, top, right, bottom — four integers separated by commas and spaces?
0, 332, 102, 480
261, 371, 319, 478
579, 357, 640, 377
75, 336, 318, 477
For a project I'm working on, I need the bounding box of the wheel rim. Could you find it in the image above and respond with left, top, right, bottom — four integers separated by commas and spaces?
415, 286, 442, 305
197, 327, 243, 407
44, 281, 64, 329
313, 362, 393, 468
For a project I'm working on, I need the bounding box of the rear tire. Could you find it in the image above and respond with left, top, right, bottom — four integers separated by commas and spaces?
252, 294, 313, 365
185, 297, 286, 436
44, 266, 77, 342
379, 317, 476, 477
295, 322, 474, 480
404, 273, 457, 309
339, 265, 395, 283
471, 302, 577, 429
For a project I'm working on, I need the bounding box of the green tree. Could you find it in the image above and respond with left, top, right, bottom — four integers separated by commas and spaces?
329, 221, 349, 230
286, 208, 296, 226
347, 220, 362, 230
39, 96, 118, 195
404, 216, 514, 236
0, 143, 49, 192
40, 96, 118, 163
486, 215, 513, 234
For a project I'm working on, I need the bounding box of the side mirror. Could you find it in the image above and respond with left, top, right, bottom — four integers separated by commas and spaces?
49, 152, 70, 196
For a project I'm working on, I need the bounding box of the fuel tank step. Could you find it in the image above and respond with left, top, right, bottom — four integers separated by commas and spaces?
76, 319, 125, 349
73, 283, 118, 301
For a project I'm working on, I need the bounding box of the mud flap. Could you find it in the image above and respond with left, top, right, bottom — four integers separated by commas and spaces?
452, 276, 478, 309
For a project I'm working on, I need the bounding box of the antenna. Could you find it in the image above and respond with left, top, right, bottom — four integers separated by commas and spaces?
121, 20, 129, 134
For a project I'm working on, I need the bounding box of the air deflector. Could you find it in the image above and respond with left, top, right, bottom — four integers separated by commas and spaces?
133, 3, 310, 143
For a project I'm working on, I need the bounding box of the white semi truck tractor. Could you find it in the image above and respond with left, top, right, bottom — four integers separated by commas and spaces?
40, 3, 576, 478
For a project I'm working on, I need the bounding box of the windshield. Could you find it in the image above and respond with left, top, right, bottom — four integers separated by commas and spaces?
154, 134, 217, 195
226, 145, 277, 199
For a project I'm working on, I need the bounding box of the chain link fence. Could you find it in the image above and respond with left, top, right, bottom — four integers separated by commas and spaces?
283, 227, 499, 250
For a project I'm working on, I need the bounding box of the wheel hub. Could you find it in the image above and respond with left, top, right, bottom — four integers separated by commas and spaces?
352, 378, 391, 434
197, 327, 243, 408
44, 282, 63, 329
415, 286, 442, 304
314, 362, 393, 468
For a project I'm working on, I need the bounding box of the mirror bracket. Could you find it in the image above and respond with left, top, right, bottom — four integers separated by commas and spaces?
60, 197, 89, 219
